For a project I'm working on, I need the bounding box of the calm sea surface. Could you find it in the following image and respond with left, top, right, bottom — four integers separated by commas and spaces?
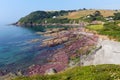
0, 24, 64, 71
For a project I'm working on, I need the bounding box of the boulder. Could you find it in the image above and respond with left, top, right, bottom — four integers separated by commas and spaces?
45, 68, 57, 75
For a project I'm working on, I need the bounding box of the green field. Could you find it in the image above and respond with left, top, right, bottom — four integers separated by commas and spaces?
86, 24, 104, 31
86, 23, 120, 41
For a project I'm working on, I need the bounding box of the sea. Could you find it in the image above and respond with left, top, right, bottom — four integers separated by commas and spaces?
0, 24, 64, 73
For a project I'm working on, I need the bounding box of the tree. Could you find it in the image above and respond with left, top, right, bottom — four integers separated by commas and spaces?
114, 12, 120, 20
83, 8, 87, 10
94, 11, 101, 17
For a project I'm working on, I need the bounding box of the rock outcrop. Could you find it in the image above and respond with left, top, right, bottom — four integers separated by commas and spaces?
45, 68, 57, 75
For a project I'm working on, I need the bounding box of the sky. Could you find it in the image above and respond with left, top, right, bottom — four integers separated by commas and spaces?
0, 0, 120, 24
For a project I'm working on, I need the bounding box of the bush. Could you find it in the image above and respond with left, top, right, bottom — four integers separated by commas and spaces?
114, 12, 120, 20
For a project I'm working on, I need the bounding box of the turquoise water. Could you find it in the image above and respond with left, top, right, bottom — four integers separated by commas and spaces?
0, 25, 53, 71
0, 25, 46, 66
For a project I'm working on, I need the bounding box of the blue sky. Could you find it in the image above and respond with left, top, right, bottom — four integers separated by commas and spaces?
0, 0, 120, 24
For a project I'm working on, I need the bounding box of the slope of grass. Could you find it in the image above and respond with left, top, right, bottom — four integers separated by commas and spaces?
64, 10, 116, 19
86, 22, 120, 41
14, 64, 120, 80
86, 24, 104, 31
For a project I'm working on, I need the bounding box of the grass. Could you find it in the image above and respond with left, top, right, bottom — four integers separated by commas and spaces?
14, 64, 120, 80
99, 31, 120, 41
86, 22, 120, 41
86, 24, 104, 31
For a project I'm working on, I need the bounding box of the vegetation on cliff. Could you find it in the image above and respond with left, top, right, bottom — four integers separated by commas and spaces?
14, 64, 120, 80
86, 21, 120, 41
18, 10, 73, 25
17, 9, 120, 25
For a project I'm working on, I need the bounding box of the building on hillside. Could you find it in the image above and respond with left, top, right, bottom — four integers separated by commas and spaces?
52, 16, 56, 19
105, 17, 114, 22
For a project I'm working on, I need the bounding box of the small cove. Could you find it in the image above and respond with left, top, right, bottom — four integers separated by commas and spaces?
0, 25, 65, 73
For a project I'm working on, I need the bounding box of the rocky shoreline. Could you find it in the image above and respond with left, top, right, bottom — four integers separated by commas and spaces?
0, 27, 99, 79
27, 27, 98, 75
13, 22, 88, 27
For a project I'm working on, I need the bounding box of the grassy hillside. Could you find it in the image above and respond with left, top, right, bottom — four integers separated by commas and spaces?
14, 64, 120, 80
86, 24, 104, 31
64, 10, 116, 19
18, 10, 72, 25
17, 9, 119, 25
86, 22, 120, 41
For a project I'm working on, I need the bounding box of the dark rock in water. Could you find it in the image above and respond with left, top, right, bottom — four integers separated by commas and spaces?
11, 22, 18, 25
45, 68, 57, 75
0, 71, 4, 76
